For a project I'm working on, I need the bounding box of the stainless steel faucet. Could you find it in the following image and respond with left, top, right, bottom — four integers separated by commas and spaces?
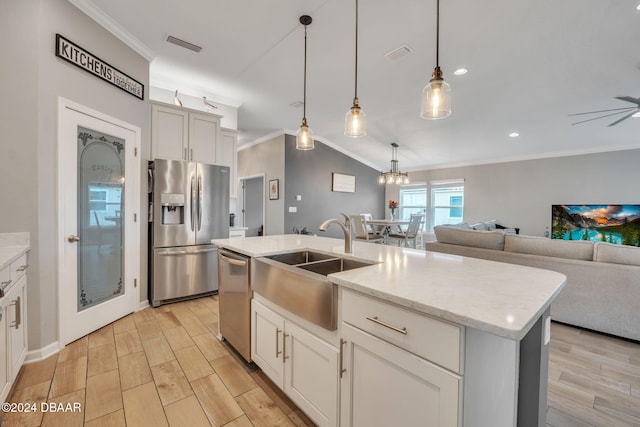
319, 213, 352, 253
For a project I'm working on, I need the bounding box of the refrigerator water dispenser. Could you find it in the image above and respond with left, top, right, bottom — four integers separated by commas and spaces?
160, 193, 185, 225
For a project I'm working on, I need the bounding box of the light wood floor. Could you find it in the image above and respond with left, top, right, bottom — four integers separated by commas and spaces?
3, 297, 640, 427
1, 295, 316, 427
547, 322, 640, 426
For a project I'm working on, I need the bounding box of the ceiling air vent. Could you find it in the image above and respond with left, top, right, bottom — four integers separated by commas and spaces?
166, 35, 203, 53
384, 45, 413, 61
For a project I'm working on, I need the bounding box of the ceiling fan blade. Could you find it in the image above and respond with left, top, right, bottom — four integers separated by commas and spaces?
571, 109, 636, 125
607, 110, 638, 127
614, 96, 640, 106
568, 106, 635, 117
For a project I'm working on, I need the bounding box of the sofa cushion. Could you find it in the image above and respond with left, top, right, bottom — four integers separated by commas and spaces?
504, 234, 594, 261
594, 242, 640, 266
434, 226, 506, 250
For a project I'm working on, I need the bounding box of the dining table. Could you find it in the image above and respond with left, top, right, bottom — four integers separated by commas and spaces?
365, 218, 413, 241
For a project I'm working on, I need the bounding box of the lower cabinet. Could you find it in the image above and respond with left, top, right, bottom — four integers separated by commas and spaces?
340, 322, 461, 427
0, 302, 8, 400
0, 253, 28, 403
251, 299, 339, 427
340, 288, 462, 427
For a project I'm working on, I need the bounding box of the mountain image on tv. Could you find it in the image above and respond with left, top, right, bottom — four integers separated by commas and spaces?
551, 205, 640, 246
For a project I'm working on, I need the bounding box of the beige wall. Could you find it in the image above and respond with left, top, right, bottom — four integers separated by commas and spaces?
0, 0, 150, 352
396, 149, 640, 236
238, 135, 285, 235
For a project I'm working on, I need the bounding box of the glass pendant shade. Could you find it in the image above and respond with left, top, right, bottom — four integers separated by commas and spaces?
296, 119, 314, 150
421, 68, 451, 119
296, 15, 314, 150
345, 100, 367, 137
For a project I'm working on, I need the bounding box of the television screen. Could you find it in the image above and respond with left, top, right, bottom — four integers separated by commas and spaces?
551, 205, 640, 246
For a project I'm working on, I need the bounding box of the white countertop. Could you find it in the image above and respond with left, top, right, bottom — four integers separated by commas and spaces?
212, 235, 566, 341
0, 232, 30, 270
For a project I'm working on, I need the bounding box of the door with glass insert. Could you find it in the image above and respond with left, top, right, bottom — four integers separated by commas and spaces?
59, 100, 139, 345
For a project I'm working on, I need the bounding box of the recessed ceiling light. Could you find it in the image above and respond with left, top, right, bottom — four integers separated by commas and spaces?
633, 111, 640, 118
509, 132, 520, 138
636, 3, 640, 11
453, 68, 468, 76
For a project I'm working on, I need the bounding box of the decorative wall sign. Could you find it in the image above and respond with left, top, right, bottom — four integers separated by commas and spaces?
55, 34, 145, 100
269, 179, 280, 200
331, 173, 356, 193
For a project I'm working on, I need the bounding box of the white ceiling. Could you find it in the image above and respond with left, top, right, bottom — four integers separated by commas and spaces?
73, 0, 640, 171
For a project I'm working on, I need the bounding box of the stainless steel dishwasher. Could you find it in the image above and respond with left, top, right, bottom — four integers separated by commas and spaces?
218, 249, 252, 362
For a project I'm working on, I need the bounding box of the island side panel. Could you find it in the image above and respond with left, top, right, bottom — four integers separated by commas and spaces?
517, 307, 550, 427
463, 328, 518, 426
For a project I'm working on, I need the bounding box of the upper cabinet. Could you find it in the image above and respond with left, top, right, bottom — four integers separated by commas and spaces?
217, 128, 239, 198
151, 103, 222, 165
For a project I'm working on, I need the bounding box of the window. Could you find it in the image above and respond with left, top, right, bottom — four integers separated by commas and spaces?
430, 179, 464, 231
399, 184, 427, 221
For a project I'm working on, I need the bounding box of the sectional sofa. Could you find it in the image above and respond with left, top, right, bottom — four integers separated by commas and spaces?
425, 226, 640, 341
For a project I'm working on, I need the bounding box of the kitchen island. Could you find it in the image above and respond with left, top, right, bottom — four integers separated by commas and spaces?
213, 234, 566, 427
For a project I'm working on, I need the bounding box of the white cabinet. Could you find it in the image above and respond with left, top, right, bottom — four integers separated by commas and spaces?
340, 289, 462, 427
251, 299, 339, 427
217, 128, 238, 198
0, 301, 7, 401
0, 252, 28, 402
151, 103, 221, 164
229, 228, 246, 238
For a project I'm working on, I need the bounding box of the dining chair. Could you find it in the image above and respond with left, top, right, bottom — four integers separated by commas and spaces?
360, 213, 376, 234
350, 215, 384, 244
387, 214, 423, 248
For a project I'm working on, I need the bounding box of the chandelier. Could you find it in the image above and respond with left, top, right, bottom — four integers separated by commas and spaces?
378, 143, 409, 184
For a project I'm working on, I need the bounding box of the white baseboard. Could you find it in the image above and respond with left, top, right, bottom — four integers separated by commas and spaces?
22, 301, 149, 365
138, 299, 150, 311
24, 341, 62, 364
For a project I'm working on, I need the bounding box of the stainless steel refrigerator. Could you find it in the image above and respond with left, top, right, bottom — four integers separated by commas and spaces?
149, 159, 229, 307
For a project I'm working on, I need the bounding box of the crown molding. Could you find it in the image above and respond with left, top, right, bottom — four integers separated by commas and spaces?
68, 0, 156, 61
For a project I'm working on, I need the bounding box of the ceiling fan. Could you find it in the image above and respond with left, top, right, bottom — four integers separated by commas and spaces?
570, 96, 640, 126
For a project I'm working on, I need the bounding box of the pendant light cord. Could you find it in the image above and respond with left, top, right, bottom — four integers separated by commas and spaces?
436, 0, 440, 68
303, 23, 308, 120
354, 0, 359, 100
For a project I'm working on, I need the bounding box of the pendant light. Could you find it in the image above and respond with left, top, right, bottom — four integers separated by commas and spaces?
420, 0, 451, 119
344, 0, 366, 137
378, 143, 409, 185
296, 15, 314, 150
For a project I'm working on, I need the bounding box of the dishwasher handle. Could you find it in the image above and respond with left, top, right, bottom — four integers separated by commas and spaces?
219, 253, 248, 267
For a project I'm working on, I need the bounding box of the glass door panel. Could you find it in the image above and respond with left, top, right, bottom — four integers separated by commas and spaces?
77, 126, 125, 311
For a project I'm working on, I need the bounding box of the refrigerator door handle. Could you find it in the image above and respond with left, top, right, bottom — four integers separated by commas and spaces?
190, 176, 196, 232
198, 175, 203, 231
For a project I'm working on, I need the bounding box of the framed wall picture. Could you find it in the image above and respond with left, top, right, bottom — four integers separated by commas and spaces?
269, 179, 279, 200
331, 173, 356, 193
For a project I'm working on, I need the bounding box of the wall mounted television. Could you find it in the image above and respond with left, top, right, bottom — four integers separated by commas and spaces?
551, 205, 640, 246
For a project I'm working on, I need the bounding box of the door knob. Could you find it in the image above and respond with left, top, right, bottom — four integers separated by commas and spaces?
67, 235, 80, 243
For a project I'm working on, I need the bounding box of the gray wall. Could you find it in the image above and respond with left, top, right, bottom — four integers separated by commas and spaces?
390, 149, 640, 236
237, 135, 285, 235
0, 0, 150, 351
284, 135, 385, 239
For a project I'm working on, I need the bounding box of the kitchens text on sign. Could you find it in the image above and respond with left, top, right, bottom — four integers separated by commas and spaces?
55, 34, 144, 100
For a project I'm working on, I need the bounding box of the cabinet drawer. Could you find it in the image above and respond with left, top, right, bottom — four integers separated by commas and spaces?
342, 289, 463, 374
11, 253, 28, 283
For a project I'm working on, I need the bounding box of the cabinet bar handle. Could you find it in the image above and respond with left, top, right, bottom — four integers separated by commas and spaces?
366, 316, 407, 335
16, 265, 28, 272
283, 333, 289, 363
339, 339, 346, 378
275, 328, 282, 358
10, 296, 21, 329
0, 279, 10, 297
